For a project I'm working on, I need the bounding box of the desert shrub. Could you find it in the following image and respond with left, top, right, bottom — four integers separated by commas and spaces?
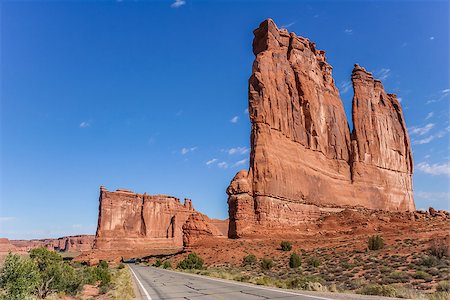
308, 257, 320, 268
243, 254, 257, 266
430, 239, 449, 259
117, 263, 125, 269
94, 260, 111, 287
177, 253, 204, 270
255, 276, 272, 286
260, 258, 274, 270
280, 241, 292, 251
287, 275, 323, 290
358, 284, 396, 297
98, 260, 109, 269
0, 253, 40, 300
420, 255, 438, 267
153, 259, 162, 267
368, 235, 384, 250
162, 261, 172, 269
413, 270, 432, 281
289, 253, 301, 269
437, 281, 450, 292
388, 271, 410, 283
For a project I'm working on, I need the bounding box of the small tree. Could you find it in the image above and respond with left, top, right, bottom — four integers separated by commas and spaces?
280, 241, 292, 251
177, 253, 204, 270
162, 261, 172, 269
243, 254, 257, 266
289, 253, 301, 268
368, 235, 384, 250
260, 258, 273, 270
0, 253, 40, 300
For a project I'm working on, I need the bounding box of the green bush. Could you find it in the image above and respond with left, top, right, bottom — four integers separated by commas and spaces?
420, 255, 438, 267
289, 253, 301, 269
358, 284, 396, 297
153, 259, 162, 267
413, 270, 432, 280
280, 241, 292, 251
117, 263, 125, 269
0, 253, 40, 300
430, 239, 449, 259
94, 261, 111, 287
260, 258, 273, 270
308, 257, 320, 268
177, 253, 204, 270
368, 235, 384, 250
162, 261, 172, 269
243, 254, 257, 266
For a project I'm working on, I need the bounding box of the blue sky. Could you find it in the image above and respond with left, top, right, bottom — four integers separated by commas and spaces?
1, 1, 448, 239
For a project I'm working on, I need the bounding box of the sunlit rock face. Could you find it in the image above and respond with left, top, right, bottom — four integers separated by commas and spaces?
94, 187, 226, 253
227, 19, 414, 238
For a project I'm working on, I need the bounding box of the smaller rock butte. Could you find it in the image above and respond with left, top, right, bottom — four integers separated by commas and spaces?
93, 187, 227, 257
7, 235, 95, 253
227, 19, 415, 238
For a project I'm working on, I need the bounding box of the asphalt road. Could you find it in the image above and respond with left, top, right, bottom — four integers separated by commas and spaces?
128, 264, 399, 300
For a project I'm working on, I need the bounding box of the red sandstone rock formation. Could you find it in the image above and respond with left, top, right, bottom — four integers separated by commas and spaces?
9, 235, 95, 252
0, 238, 19, 253
93, 187, 225, 255
227, 19, 415, 238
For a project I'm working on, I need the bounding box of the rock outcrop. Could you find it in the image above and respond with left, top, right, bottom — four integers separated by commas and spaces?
94, 187, 225, 255
227, 19, 415, 238
10, 235, 95, 252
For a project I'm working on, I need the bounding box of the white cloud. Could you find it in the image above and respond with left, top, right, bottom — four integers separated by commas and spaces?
429, 36, 435, 40
171, 0, 186, 8
281, 21, 296, 29
230, 116, 239, 123
376, 68, 391, 81
413, 136, 435, 145
227, 147, 249, 155
410, 123, 435, 136
233, 158, 249, 167
206, 158, 218, 166
181, 147, 197, 155
416, 161, 450, 177
426, 88, 450, 104
0, 217, 15, 222
79, 121, 90, 128
344, 29, 353, 34
244, 108, 249, 114
425, 112, 434, 120
416, 191, 450, 201
217, 161, 228, 169
71, 224, 82, 229
339, 80, 352, 94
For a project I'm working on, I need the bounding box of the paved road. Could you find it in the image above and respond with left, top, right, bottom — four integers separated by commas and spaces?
128, 264, 398, 300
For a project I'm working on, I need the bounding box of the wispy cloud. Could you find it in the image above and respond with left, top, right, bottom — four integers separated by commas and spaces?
79, 121, 90, 128
397, 97, 403, 103
415, 191, 450, 201
281, 21, 296, 29
425, 112, 434, 120
206, 158, 218, 166
429, 36, 435, 40
230, 116, 239, 123
416, 161, 450, 177
181, 147, 197, 155
171, 0, 186, 8
376, 68, 391, 81
244, 108, 249, 114
412, 125, 450, 145
227, 147, 249, 155
410, 123, 435, 136
217, 161, 228, 169
233, 158, 249, 167
339, 80, 352, 94
426, 88, 450, 104
344, 29, 353, 35
71, 224, 82, 229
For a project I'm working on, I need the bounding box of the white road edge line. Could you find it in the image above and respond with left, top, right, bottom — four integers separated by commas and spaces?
129, 265, 152, 300
152, 267, 334, 300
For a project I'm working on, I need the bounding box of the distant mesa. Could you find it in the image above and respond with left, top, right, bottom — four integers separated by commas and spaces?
227, 19, 415, 238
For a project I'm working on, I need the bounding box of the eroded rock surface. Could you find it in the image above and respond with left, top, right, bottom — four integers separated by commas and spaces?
93, 187, 225, 255
228, 19, 415, 238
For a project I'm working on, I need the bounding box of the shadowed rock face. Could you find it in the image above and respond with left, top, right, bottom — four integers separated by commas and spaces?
94, 187, 225, 254
227, 19, 415, 238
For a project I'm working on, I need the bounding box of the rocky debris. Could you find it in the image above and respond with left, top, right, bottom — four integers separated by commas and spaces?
228, 19, 415, 238
92, 187, 226, 259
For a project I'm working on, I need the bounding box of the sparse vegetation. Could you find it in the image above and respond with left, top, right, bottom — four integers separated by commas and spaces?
368, 235, 384, 250
243, 254, 257, 266
289, 253, 301, 269
308, 256, 320, 268
162, 261, 172, 269
429, 238, 449, 259
177, 253, 204, 270
153, 259, 162, 267
260, 258, 274, 270
280, 241, 292, 251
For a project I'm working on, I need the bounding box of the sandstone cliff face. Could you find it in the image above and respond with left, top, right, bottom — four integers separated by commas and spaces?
228, 19, 415, 238
9, 235, 95, 252
94, 187, 225, 254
